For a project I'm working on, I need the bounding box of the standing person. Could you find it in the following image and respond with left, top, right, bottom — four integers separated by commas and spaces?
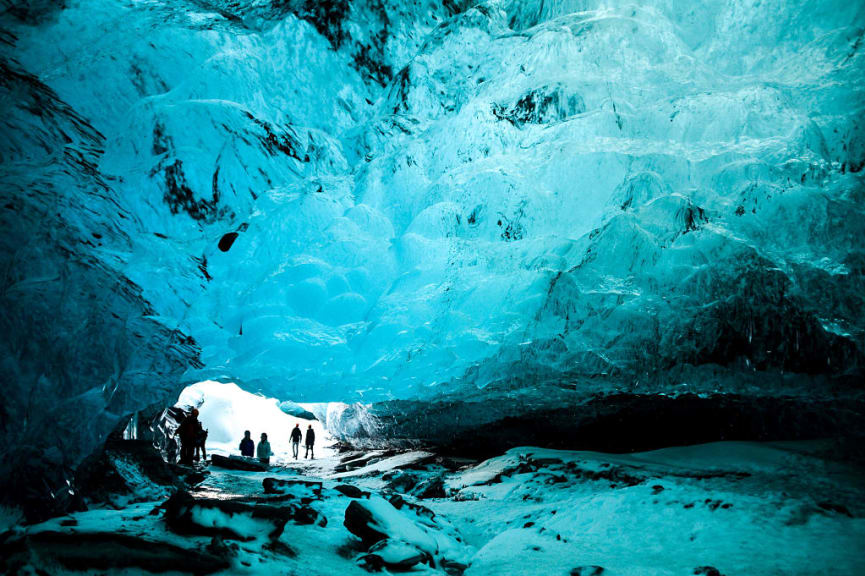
166, 435, 178, 464
194, 420, 208, 462
257, 433, 272, 465
239, 430, 254, 457
177, 408, 200, 465
304, 424, 315, 459
290, 424, 302, 459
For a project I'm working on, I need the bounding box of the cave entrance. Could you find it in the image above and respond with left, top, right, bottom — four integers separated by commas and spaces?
173, 381, 334, 464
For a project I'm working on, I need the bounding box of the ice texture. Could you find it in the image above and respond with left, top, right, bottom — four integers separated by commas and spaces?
1, 1, 864, 504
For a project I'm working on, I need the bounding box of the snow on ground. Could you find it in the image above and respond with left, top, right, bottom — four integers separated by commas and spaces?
7, 440, 865, 575
441, 442, 865, 576
331, 451, 434, 480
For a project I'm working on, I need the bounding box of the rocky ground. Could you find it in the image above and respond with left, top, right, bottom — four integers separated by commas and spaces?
2, 439, 864, 575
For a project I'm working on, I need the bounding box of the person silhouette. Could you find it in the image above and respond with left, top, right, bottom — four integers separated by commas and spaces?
193, 419, 208, 462
239, 430, 254, 457
257, 432, 272, 465
290, 424, 302, 459
178, 408, 200, 465
304, 425, 315, 459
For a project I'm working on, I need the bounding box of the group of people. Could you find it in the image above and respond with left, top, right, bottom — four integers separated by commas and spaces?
240, 431, 273, 464
176, 408, 208, 465
242, 423, 316, 463
291, 423, 315, 459
176, 408, 317, 466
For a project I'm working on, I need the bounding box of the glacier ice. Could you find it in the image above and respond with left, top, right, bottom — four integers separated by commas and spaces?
1, 0, 864, 511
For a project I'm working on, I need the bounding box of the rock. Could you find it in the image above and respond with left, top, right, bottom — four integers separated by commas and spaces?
205, 535, 236, 558
384, 470, 447, 499
185, 470, 209, 487
263, 540, 297, 558
358, 538, 432, 571
291, 504, 328, 527
383, 469, 420, 493
571, 567, 605, 576
817, 501, 853, 517
345, 499, 388, 546
342, 494, 472, 571
164, 491, 323, 541
75, 439, 182, 507
414, 476, 447, 499
344, 497, 436, 552
694, 567, 724, 576
533, 457, 565, 467
263, 477, 322, 501
334, 483, 370, 498
218, 231, 239, 252
334, 450, 400, 473
440, 558, 470, 575
388, 494, 436, 521
1, 531, 230, 574
210, 454, 268, 472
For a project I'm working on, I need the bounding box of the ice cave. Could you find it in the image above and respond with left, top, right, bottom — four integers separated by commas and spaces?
1, 0, 864, 574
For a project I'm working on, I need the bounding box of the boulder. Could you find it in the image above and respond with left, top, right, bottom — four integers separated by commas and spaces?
334, 483, 370, 498
388, 494, 436, 521
263, 477, 322, 501
383, 469, 420, 493
75, 439, 182, 507
571, 567, 605, 576
383, 469, 447, 499
211, 454, 268, 472
413, 477, 447, 499
0, 530, 230, 575
165, 491, 324, 541
359, 538, 432, 571
184, 470, 209, 487
344, 496, 471, 573
334, 450, 399, 473
344, 497, 437, 551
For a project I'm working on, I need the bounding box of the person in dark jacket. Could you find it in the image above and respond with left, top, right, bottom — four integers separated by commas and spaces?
194, 421, 208, 462
290, 424, 302, 459
304, 424, 315, 459
239, 430, 254, 457
177, 408, 200, 465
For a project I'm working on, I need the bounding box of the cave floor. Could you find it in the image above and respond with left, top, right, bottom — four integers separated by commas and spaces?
7, 440, 865, 575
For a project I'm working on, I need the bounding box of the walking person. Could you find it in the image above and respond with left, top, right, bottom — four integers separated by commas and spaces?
290, 424, 302, 459
257, 433, 272, 465
304, 424, 315, 459
239, 430, 254, 457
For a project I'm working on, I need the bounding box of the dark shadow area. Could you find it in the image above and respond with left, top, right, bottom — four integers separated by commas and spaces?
376, 393, 865, 461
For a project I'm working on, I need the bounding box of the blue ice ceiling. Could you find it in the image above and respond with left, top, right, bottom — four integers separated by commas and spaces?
2, 0, 864, 472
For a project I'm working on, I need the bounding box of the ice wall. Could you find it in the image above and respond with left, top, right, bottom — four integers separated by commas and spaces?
1, 0, 864, 510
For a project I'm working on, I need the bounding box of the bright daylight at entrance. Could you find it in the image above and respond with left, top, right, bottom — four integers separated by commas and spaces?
1, 0, 864, 574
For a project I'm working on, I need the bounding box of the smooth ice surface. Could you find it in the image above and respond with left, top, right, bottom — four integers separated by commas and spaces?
1, 0, 864, 488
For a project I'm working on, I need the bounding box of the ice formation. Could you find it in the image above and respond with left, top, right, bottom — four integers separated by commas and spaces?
1, 0, 863, 508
